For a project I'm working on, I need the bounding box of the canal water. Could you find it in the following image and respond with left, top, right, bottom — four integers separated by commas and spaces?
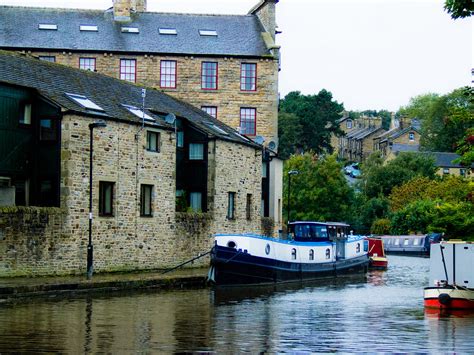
0, 255, 473, 353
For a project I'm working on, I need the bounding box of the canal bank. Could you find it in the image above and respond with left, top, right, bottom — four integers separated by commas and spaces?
0, 268, 208, 303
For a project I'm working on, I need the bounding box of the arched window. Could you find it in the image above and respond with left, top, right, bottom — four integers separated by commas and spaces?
291, 248, 297, 260
325, 248, 331, 259
309, 249, 314, 261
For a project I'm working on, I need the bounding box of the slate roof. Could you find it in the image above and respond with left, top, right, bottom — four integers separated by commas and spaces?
346, 126, 382, 140
419, 152, 474, 169
0, 50, 258, 148
0, 6, 270, 57
391, 143, 420, 153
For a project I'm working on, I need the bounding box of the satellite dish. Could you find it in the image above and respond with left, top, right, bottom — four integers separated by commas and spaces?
254, 135, 265, 145
165, 113, 176, 125
268, 141, 277, 150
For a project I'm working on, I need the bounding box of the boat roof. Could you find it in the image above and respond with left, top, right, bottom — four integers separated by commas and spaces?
289, 221, 350, 227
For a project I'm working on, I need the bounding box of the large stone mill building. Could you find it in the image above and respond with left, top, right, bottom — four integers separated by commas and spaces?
0, 0, 283, 276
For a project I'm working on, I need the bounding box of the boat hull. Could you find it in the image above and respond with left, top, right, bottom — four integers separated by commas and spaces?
210, 245, 369, 286
424, 286, 474, 309
369, 256, 388, 270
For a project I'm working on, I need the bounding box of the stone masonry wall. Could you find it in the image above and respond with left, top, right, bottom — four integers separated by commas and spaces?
23, 51, 279, 146
209, 140, 263, 235
61, 115, 178, 274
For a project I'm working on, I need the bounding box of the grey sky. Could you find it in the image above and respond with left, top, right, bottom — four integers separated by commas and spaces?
1, 0, 471, 111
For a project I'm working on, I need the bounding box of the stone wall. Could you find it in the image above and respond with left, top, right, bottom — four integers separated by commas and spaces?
0, 207, 66, 276
23, 51, 279, 146
209, 140, 263, 234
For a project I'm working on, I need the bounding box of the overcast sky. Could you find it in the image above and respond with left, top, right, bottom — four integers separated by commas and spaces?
1, 0, 471, 111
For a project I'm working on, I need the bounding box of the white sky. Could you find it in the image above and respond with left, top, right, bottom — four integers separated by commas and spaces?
1, 0, 472, 111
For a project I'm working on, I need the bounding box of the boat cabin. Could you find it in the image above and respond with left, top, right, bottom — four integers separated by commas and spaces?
288, 222, 351, 242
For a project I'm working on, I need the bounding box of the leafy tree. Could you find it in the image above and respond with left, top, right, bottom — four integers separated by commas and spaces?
398, 88, 473, 152
454, 127, 474, 166
278, 112, 303, 160
371, 218, 391, 235
279, 90, 344, 156
378, 110, 392, 130
444, 0, 474, 19
361, 152, 436, 199
283, 153, 354, 223
390, 199, 437, 235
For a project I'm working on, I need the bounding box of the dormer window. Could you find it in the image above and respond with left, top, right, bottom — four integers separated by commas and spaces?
409, 132, 415, 141
38, 24, 57, 30
65, 93, 104, 111
199, 30, 217, 36
159, 28, 177, 35
346, 119, 353, 129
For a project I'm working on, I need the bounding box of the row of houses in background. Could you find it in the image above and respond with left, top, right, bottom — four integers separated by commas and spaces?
332, 113, 472, 177
0, 0, 283, 276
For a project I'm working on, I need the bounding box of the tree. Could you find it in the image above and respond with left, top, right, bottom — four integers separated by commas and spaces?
278, 112, 304, 160
361, 152, 436, 199
444, 0, 474, 19
283, 153, 354, 223
454, 127, 474, 166
398, 88, 473, 152
279, 90, 344, 156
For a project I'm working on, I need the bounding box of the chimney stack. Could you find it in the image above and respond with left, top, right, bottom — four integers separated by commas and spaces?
249, 0, 279, 41
113, 0, 146, 21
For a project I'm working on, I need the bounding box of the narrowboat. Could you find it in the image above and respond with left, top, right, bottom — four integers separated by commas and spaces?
366, 237, 388, 269
424, 241, 474, 310
381, 233, 442, 256
208, 221, 369, 286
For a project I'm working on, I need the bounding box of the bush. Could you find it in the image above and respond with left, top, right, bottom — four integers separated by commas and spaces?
371, 218, 391, 235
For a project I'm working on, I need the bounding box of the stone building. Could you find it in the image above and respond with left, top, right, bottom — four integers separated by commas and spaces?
0, 0, 283, 225
334, 115, 384, 162
0, 51, 267, 276
373, 121, 421, 159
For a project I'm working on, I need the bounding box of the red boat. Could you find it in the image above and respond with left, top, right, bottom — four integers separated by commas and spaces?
366, 237, 388, 270
424, 241, 474, 310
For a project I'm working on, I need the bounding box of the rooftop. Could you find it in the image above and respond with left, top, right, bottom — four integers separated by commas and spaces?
0, 6, 271, 58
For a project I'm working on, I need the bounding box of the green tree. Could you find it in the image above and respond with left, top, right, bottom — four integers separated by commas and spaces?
279, 90, 344, 156
361, 152, 437, 199
278, 112, 304, 160
398, 88, 473, 152
454, 127, 474, 166
444, 0, 474, 19
283, 153, 354, 224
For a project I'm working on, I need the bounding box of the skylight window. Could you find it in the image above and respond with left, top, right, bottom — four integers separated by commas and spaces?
199, 30, 218, 37
159, 28, 177, 35
38, 24, 57, 30
121, 27, 139, 34
206, 123, 228, 136
122, 105, 154, 121
80, 25, 98, 32
65, 93, 104, 111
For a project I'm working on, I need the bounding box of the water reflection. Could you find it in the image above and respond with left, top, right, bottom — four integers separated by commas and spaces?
0, 256, 473, 353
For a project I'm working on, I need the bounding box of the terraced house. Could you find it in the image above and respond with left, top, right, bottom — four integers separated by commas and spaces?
0, 0, 283, 222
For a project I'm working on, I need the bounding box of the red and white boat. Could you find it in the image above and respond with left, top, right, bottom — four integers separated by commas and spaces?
424, 241, 474, 310
366, 237, 388, 270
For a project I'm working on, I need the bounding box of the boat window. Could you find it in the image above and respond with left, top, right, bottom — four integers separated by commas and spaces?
293, 224, 328, 240
413, 238, 421, 246
325, 248, 330, 259
291, 248, 297, 260
394, 239, 400, 246
309, 249, 314, 260
356, 243, 360, 253
227, 241, 236, 248
403, 239, 409, 246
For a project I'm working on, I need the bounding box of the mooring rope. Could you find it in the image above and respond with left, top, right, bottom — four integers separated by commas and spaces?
161, 250, 212, 274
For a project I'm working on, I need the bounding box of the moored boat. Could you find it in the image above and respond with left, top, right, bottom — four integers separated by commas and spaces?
424, 241, 474, 309
366, 237, 388, 269
381, 233, 442, 256
208, 221, 369, 286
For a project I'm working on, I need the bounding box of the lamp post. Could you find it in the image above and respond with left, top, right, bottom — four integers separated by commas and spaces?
87, 121, 107, 279
287, 170, 299, 224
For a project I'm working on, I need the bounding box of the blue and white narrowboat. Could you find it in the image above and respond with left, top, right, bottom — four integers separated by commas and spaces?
208, 221, 369, 285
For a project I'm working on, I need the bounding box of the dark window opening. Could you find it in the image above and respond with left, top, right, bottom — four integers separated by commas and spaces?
146, 131, 160, 152
99, 181, 114, 216
227, 192, 235, 220
246, 193, 252, 220
140, 184, 153, 216
39, 119, 57, 141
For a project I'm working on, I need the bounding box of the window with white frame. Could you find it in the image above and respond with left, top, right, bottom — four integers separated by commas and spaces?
443, 168, 450, 175
240, 108, 256, 136
346, 119, 352, 129
120, 59, 136, 82
409, 132, 415, 141
160, 60, 177, 88
79, 57, 96, 71
146, 131, 160, 152
201, 106, 217, 118
189, 143, 204, 160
